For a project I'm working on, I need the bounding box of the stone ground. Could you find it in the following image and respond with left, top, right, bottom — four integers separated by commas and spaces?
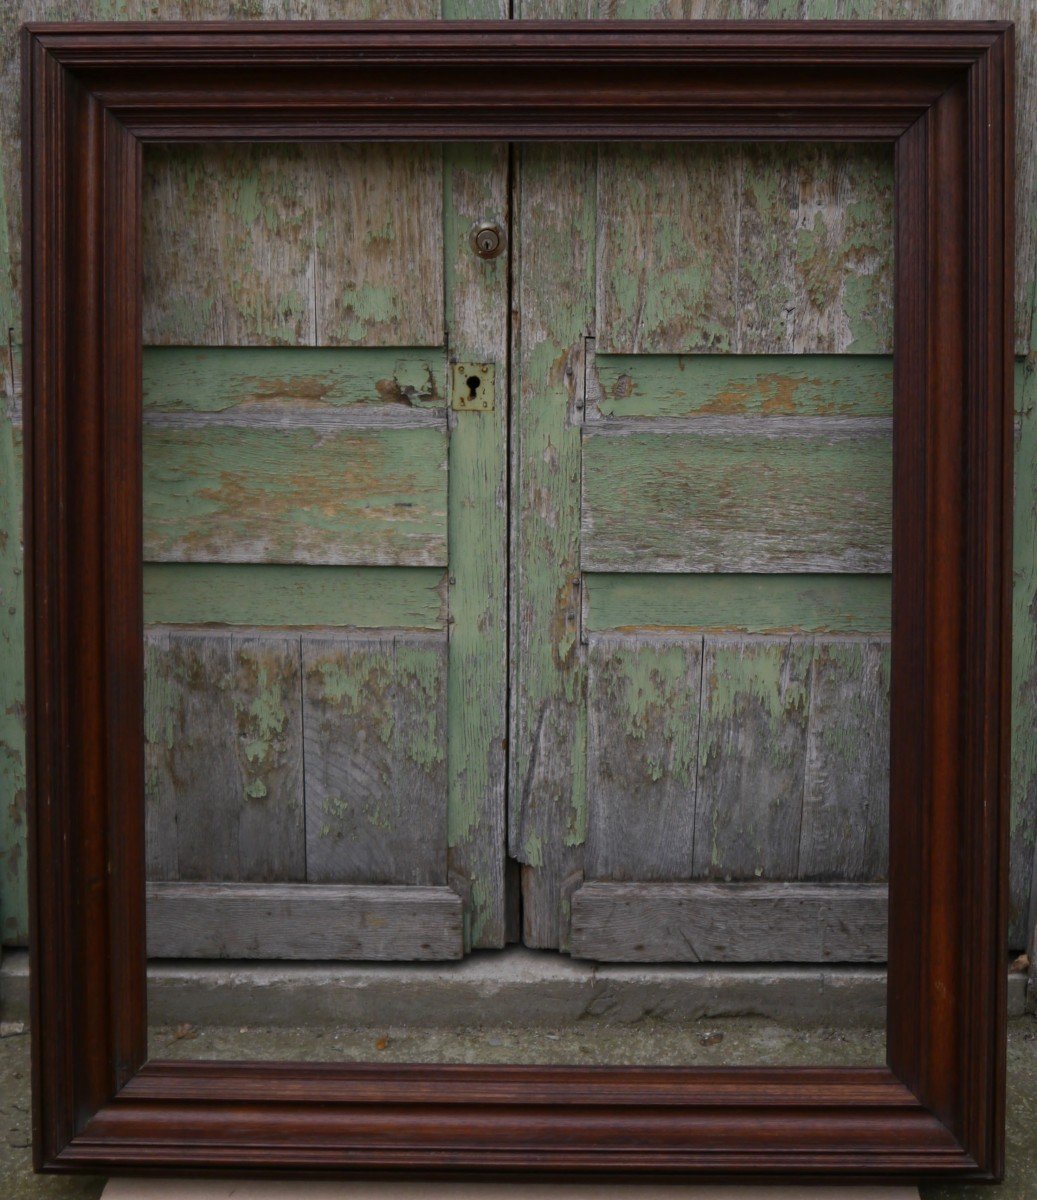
1, 1015, 1034, 1198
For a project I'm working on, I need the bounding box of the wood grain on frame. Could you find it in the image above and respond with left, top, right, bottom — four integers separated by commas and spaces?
21, 20, 1012, 1182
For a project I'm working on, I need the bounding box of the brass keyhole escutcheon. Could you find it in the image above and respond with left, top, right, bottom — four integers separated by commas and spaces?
452, 362, 495, 412
470, 221, 505, 260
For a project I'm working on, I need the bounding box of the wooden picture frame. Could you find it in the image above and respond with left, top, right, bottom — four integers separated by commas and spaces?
23, 19, 1013, 1181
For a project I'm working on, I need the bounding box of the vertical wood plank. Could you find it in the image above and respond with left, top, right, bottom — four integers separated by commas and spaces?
586, 633, 703, 881
1011, 355, 1037, 946
443, 143, 510, 948
510, 144, 596, 948
0, 71, 24, 942
142, 144, 316, 346
799, 639, 891, 881
144, 630, 305, 883
595, 143, 739, 354
302, 633, 448, 886
311, 143, 443, 348
693, 636, 812, 879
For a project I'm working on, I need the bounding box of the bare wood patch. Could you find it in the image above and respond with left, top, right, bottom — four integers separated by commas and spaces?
799, 639, 891, 881
302, 632, 449, 886
692, 636, 813, 880
586, 633, 703, 880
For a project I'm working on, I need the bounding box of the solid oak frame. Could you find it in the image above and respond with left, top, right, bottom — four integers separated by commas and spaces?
22, 19, 1012, 1182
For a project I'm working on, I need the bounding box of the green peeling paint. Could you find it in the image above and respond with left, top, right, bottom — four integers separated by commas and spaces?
596, 142, 893, 356
144, 564, 445, 629
144, 348, 444, 417
582, 424, 892, 573
442, 143, 510, 949
601, 642, 700, 786
593, 354, 893, 420
586, 573, 892, 636
704, 641, 811, 730
1011, 355, 1037, 945
396, 643, 447, 770
143, 424, 448, 567
0, 419, 25, 945
510, 144, 597, 943
0, 108, 25, 943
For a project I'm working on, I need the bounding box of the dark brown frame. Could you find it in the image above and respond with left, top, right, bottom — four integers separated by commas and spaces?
22, 19, 1013, 1182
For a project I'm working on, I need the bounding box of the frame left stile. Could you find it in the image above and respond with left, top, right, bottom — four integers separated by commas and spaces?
22, 20, 1013, 1182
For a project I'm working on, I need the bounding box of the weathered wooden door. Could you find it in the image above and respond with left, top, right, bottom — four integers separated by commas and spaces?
142, 140, 899, 966
142, 144, 510, 960
510, 144, 896, 961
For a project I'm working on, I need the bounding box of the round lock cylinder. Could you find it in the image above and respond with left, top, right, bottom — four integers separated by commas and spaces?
470, 220, 506, 259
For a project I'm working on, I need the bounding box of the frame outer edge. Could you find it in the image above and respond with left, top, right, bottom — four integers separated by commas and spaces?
19, 21, 1015, 1180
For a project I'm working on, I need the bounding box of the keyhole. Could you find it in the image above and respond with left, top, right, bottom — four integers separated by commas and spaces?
466, 375, 482, 402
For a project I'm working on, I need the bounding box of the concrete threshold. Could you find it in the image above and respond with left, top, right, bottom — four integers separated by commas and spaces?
2, 946, 1030, 1029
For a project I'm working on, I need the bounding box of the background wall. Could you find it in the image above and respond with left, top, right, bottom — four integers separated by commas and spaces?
0, 0, 1034, 961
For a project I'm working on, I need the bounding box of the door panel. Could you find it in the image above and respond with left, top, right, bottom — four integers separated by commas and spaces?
142, 141, 509, 959
595, 143, 893, 355
580, 416, 892, 573
511, 141, 895, 959
142, 143, 445, 348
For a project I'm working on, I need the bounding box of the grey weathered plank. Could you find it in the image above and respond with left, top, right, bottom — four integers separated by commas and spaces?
692, 635, 812, 879
569, 881, 888, 963
144, 629, 305, 883
142, 143, 444, 348
142, 421, 448, 567
799, 639, 891, 881
302, 632, 448, 886
580, 416, 892, 574
595, 142, 894, 355
146, 882, 463, 960
509, 144, 596, 950
585, 633, 702, 880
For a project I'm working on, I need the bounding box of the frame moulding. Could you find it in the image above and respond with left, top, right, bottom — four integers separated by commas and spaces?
22, 19, 1013, 1182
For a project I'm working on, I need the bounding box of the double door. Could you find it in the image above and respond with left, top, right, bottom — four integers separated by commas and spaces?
143, 142, 893, 964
